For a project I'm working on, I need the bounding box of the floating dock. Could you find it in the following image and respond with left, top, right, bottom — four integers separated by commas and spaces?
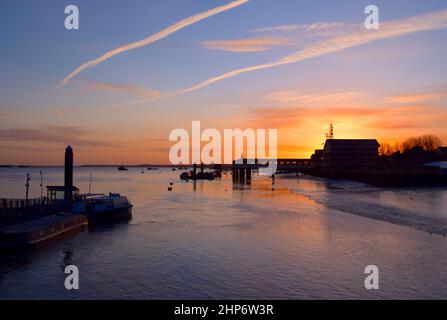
0, 145, 132, 251
0, 212, 87, 249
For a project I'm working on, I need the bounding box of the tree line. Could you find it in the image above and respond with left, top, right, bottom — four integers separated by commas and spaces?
379, 134, 444, 156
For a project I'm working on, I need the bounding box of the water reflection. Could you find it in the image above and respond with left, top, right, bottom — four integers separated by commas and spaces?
0, 167, 447, 299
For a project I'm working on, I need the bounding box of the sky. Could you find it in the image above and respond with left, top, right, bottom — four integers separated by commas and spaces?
1, 0, 447, 165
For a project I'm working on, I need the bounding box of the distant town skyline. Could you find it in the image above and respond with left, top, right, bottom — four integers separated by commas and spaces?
1, 0, 447, 165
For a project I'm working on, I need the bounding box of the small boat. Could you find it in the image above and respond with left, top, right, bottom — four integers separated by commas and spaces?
146, 167, 159, 170
0, 212, 87, 250
118, 163, 128, 171
180, 171, 218, 181
180, 172, 190, 180
71, 193, 133, 225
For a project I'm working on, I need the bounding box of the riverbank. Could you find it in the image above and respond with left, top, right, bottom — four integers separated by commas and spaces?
301, 166, 447, 187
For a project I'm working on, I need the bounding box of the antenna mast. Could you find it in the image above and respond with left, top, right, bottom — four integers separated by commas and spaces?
326, 122, 334, 140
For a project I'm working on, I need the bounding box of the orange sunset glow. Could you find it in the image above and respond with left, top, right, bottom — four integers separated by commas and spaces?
1, 1, 446, 165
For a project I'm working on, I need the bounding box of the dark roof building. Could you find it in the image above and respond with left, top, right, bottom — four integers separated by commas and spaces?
323, 139, 380, 168
311, 149, 323, 162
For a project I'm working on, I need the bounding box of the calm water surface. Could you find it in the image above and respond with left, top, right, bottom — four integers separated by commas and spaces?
0, 167, 447, 299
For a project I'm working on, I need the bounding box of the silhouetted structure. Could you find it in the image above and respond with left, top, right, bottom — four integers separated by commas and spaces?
323, 139, 380, 168
326, 123, 334, 139
47, 185, 79, 203
438, 147, 447, 159
180, 163, 220, 181
64, 145, 74, 202
381, 145, 446, 167
311, 149, 323, 162
46, 145, 79, 203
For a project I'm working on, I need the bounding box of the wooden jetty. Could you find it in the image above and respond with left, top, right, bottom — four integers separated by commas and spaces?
1, 145, 134, 251
231, 158, 315, 184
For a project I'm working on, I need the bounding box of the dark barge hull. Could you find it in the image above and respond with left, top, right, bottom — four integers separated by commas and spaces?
0, 213, 87, 250
87, 205, 133, 226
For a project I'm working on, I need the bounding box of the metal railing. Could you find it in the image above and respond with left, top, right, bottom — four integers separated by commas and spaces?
0, 197, 56, 228
0, 197, 49, 209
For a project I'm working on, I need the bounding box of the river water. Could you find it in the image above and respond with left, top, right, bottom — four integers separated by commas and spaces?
0, 167, 447, 299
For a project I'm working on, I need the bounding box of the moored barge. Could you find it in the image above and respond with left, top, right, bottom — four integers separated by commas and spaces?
0, 212, 87, 250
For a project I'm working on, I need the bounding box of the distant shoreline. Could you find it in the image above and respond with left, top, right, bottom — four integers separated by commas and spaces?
0, 164, 186, 168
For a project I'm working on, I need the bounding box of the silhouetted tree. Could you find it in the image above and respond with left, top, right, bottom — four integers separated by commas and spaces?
420, 134, 443, 151
402, 134, 443, 152
379, 142, 395, 156
378, 141, 404, 156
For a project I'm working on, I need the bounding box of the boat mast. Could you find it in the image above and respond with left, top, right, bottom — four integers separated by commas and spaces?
89, 172, 93, 195
40, 170, 43, 200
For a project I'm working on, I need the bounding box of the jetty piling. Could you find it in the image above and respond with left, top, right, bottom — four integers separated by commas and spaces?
231, 158, 255, 185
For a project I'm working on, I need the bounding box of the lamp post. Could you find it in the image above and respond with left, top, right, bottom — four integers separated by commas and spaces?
25, 173, 30, 204
40, 170, 43, 201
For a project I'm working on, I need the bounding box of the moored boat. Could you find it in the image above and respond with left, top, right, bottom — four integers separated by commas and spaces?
180, 170, 220, 180
71, 193, 133, 225
118, 163, 128, 171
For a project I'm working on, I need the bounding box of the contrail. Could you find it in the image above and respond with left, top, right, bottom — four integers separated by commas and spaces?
103, 8, 447, 110
54, 0, 249, 89
176, 9, 447, 94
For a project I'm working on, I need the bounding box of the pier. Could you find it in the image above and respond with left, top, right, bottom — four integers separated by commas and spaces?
0, 197, 52, 228
0, 146, 133, 249
0, 145, 77, 228
231, 158, 315, 184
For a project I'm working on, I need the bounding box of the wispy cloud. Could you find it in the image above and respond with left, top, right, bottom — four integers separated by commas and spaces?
248, 103, 447, 132
176, 9, 447, 94
84, 80, 162, 99
102, 9, 447, 110
0, 126, 108, 147
265, 90, 367, 105
54, 0, 249, 89
200, 36, 290, 52
253, 22, 347, 33
248, 105, 390, 129
388, 92, 447, 104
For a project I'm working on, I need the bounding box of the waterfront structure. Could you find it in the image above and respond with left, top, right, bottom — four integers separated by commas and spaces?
0, 213, 87, 249
46, 185, 79, 204
311, 149, 323, 162
438, 147, 447, 159
64, 145, 74, 202
43, 145, 78, 204
322, 139, 380, 168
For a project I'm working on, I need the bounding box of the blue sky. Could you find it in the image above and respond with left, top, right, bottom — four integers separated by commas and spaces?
1, 0, 447, 164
